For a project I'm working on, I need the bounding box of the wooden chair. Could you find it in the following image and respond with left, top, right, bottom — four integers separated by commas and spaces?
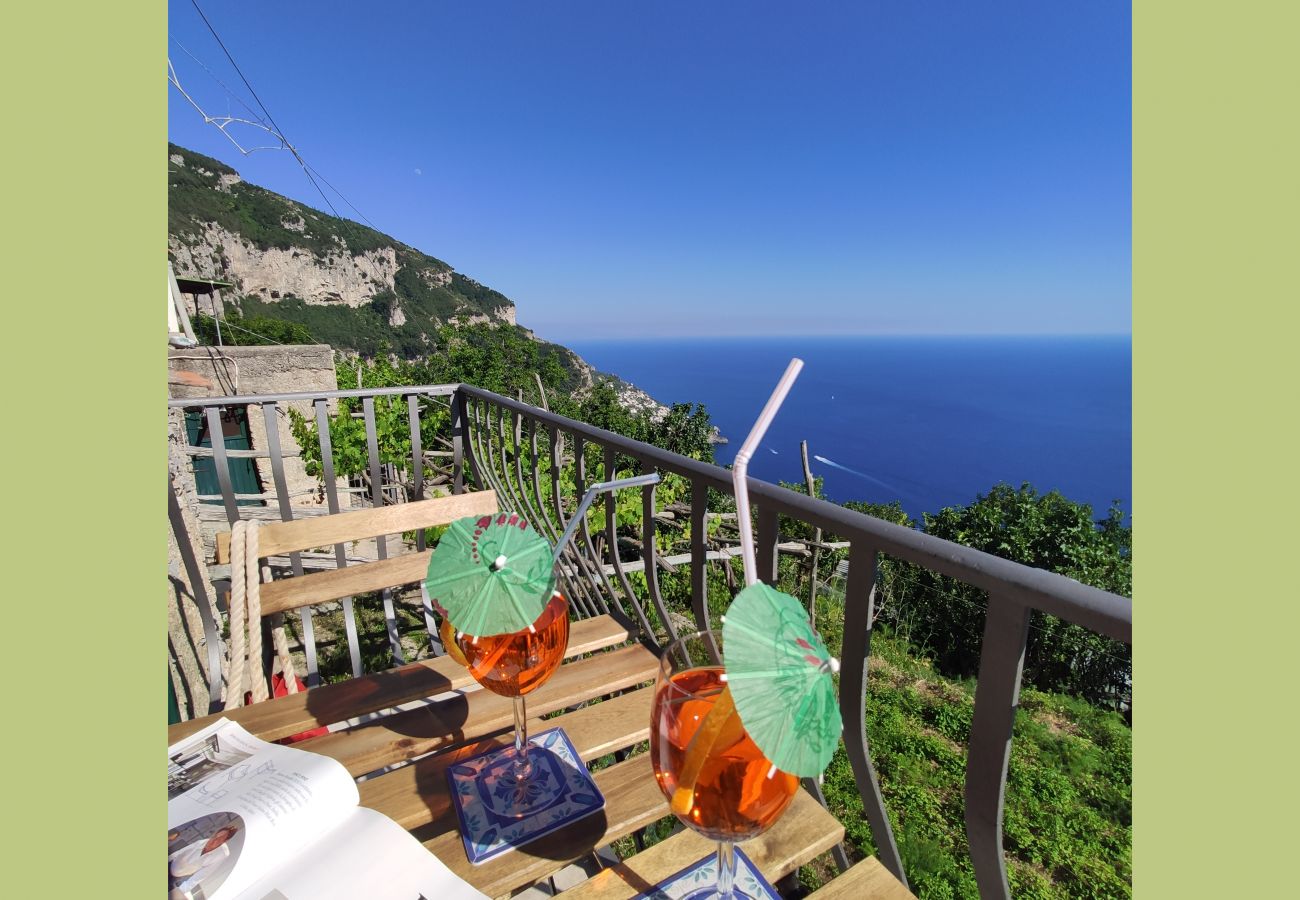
214, 491, 500, 699
174, 485, 634, 745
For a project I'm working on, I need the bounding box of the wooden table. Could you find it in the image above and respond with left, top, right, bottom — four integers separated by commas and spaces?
169, 615, 914, 899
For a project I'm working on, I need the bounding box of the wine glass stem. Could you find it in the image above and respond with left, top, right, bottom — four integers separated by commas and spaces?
716, 840, 736, 900
512, 694, 532, 777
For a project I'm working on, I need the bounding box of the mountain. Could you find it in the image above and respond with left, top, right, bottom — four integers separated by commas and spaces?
166, 143, 662, 413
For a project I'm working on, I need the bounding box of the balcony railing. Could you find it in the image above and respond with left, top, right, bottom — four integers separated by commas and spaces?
167, 382, 1133, 899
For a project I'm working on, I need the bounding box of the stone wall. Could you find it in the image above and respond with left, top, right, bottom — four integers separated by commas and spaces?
167, 344, 345, 514
167, 344, 343, 719
168, 408, 218, 718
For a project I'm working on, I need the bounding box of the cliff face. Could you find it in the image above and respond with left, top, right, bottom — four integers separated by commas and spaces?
167, 143, 664, 417
167, 144, 515, 341
170, 224, 398, 308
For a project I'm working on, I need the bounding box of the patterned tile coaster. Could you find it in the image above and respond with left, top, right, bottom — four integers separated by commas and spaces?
632, 847, 779, 900
447, 727, 605, 865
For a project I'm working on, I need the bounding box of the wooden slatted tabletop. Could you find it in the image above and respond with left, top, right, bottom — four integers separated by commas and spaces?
167, 613, 914, 900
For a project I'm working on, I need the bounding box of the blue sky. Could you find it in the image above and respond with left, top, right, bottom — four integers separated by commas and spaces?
167, 1, 1131, 341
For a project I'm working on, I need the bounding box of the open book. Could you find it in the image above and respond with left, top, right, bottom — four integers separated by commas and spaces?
168, 718, 487, 900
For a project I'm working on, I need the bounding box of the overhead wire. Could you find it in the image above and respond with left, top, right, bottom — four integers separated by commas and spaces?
302, 161, 380, 232
169, 34, 270, 129
184, 0, 371, 228
191, 311, 326, 349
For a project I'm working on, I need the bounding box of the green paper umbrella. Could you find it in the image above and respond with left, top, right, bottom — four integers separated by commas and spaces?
722, 582, 843, 778
423, 512, 555, 637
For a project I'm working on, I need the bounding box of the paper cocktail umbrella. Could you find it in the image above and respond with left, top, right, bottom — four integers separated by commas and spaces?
722, 582, 842, 777
423, 512, 555, 637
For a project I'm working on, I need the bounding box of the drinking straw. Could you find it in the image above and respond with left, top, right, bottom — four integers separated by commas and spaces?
733, 359, 804, 587
552, 472, 662, 565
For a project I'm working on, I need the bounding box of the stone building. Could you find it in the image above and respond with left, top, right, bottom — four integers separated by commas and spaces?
167, 342, 344, 718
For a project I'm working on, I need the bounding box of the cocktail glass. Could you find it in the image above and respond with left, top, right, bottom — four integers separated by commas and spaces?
456, 588, 570, 791
651, 629, 800, 900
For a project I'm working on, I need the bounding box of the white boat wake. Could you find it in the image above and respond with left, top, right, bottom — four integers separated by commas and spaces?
812, 455, 917, 500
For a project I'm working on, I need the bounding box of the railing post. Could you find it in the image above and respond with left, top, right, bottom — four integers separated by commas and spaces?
690, 478, 709, 632
204, 405, 240, 525
168, 471, 225, 713
641, 463, 680, 646
451, 388, 469, 495
262, 401, 318, 687
755, 503, 779, 586
840, 542, 908, 888
965, 593, 1032, 900
407, 394, 425, 508
603, 445, 655, 643
362, 395, 403, 666
315, 398, 362, 679
572, 435, 631, 628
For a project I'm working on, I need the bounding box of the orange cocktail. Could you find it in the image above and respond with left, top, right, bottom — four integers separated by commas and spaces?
453, 590, 570, 783
651, 665, 799, 841
457, 591, 570, 697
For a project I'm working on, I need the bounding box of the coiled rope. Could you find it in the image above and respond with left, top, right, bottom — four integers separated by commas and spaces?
226, 520, 299, 707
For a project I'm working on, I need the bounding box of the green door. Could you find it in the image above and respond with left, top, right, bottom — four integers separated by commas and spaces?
185, 409, 265, 506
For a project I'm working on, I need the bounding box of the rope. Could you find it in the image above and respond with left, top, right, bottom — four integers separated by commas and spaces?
243, 521, 269, 703
225, 520, 299, 708
227, 521, 247, 707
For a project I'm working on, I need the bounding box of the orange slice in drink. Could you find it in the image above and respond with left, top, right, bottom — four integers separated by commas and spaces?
439, 618, 469, 667
670, 684, 747, 817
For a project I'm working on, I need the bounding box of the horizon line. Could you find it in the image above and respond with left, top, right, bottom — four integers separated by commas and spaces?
549, 331, 1134, 343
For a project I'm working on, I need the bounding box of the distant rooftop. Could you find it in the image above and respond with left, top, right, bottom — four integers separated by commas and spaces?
175, 276, 234, 295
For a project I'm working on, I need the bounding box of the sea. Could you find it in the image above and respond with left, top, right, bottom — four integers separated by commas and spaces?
565, 336, 1132, 526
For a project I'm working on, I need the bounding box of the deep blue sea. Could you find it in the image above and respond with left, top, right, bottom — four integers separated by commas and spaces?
566, 336, 1132, 525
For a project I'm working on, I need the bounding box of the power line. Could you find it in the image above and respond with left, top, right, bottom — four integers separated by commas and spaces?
169, 34, 270, 129
186, 0, 361, 226
192, 311, 317, 347
304, 162, 380, 232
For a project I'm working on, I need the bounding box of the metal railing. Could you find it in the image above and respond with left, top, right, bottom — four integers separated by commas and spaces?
167, 382, 1133, 899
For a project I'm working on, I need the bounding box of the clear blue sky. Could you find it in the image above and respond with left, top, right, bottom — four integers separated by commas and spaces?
167, 1, 1131, 341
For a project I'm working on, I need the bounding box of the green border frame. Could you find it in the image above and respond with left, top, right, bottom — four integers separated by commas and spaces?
1134, 1, 1297, 894
6, 1, 1295, 893
5, 1, 161, 894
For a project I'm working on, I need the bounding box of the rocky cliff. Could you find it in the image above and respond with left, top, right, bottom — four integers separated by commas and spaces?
168, 144, 515, 341
167, 143, 664, 416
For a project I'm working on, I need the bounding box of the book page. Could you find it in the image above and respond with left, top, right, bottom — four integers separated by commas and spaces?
168, 719, 359, 900
232, 807, 488, 900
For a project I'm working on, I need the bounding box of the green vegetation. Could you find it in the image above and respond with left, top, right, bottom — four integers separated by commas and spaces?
880, 484, 1132, 707
191, 307, 314, 346
168, 143, 397, 258
815, 634, 1131, 899
285, 326, 715, 527
168, 142, 512, 358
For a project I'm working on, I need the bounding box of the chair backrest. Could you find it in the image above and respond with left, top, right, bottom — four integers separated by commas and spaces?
216, 491, 499, 680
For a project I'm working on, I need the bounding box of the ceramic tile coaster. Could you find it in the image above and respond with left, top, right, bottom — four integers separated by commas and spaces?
631, 847, 779, 900
446, 727, 605, 865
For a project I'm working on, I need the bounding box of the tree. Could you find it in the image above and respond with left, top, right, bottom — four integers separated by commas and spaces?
191, 307, 314, 346
899, 483, 1131, 705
